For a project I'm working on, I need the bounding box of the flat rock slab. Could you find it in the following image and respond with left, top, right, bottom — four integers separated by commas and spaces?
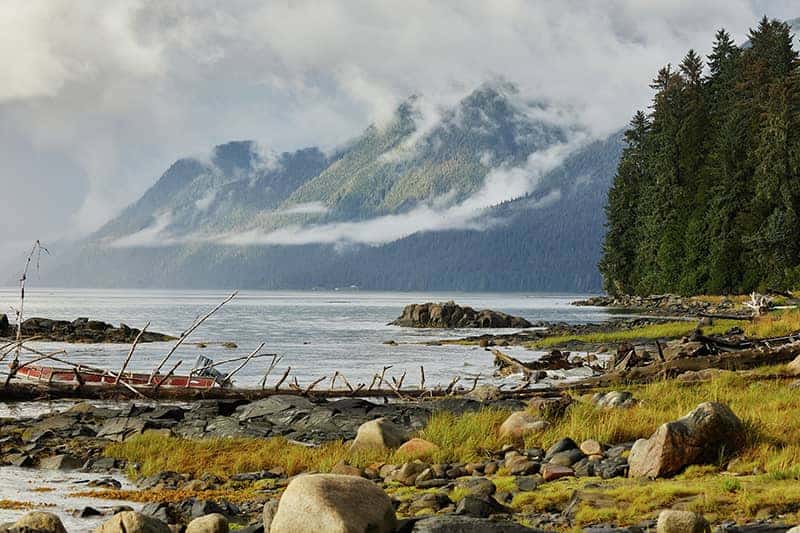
407, 515, 545, 532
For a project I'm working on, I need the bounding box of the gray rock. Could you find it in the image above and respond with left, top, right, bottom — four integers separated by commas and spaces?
38, 454, 83, 471
547, 448, 585, 467
410, 515, 543, 532
656, 510, 710, 533
455, 477, 496, 499
515, 475, 543, 492
455, 496, 508, 518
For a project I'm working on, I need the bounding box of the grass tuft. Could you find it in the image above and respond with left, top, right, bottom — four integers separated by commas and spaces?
531, 319, 741, 349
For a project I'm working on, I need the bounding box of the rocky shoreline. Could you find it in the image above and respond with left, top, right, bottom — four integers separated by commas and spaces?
0, 315, 175, 344
432, 317, 676, 348
0, 390, 794, 532
571, 294, 756, 318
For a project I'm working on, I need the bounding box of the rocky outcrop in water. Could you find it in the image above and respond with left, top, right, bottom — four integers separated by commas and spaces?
390, 302, 532, 329
0, 316, 174, 343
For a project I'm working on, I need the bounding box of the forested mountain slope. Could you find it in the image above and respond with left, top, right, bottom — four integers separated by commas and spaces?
41, 84, 622, 291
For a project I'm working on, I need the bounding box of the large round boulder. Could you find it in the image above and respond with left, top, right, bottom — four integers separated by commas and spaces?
629, 402, 744, 478
269, 473, 397, 533
11, 512, 67, 533
94, 511, 171, 533
350, 417, 408, 451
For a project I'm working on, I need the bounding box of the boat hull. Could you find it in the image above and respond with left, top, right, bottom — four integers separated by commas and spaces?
14, 364, 217, 389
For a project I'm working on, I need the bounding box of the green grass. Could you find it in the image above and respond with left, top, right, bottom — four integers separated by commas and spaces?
106, 408, 512, 479
744, 308, 800, 338
530, 319, 742, 348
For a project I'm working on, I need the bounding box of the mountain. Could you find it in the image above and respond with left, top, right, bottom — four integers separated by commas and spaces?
40, 83, 622, 291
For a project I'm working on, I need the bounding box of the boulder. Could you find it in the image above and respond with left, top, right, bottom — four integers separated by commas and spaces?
269, 473, 397, 533
94, 511, 171, 533
788, 354, 800, 376
186, 514, 228, 533
656, 510, 710, 533
498, 412, 549, 442
390, 301, 532, 328
11, 512, 67, 533
350, 417, 408, 451
396, 438, 440, 459
541, 463, 574, 481
629, 402, 744, 478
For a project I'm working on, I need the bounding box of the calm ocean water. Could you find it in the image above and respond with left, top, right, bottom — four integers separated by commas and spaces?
0, 288, 611, 390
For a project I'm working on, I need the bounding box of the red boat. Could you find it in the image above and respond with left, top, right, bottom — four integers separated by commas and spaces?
14, 364, 219, 389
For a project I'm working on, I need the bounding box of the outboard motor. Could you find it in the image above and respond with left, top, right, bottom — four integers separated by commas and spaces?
194, 355, 228, 386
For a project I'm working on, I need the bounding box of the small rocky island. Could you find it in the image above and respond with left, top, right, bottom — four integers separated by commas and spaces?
0, 314, 174, 343
391, 301, 532, 328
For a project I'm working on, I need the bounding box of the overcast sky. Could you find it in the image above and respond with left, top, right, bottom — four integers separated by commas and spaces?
0, 0, 796, 259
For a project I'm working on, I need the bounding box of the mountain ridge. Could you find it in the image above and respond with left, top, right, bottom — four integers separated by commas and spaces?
37, 82, 622, 291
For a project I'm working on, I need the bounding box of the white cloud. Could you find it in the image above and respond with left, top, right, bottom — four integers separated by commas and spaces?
0, 0, 794, 253
195, 190, 216, 211
280, 202, 330, 216
108, 211, 174, 248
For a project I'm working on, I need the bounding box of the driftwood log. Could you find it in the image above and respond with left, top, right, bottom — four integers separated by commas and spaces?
578, 341, 800, 388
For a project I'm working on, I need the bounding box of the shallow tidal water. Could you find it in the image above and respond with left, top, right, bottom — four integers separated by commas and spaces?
0, 289, 611, 527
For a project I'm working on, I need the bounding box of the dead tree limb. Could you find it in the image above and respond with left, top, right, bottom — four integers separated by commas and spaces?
149, 291, 238, 383
274, 367, 291, 391
116, 322, 149, 385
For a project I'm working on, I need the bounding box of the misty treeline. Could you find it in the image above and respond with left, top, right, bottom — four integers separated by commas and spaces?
601, 17, 800, 296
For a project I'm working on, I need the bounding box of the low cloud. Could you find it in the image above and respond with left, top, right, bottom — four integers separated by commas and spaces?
195, 190, 216, 211
219, 138, 581, 246
280, 202, 330, 216
108, 212, 174, 248
104, 139, 579, 249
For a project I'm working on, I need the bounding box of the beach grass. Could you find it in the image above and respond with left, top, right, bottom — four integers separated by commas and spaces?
100, 367, 800, 526
106, 368, 800, 480
529, 319, 742, 349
